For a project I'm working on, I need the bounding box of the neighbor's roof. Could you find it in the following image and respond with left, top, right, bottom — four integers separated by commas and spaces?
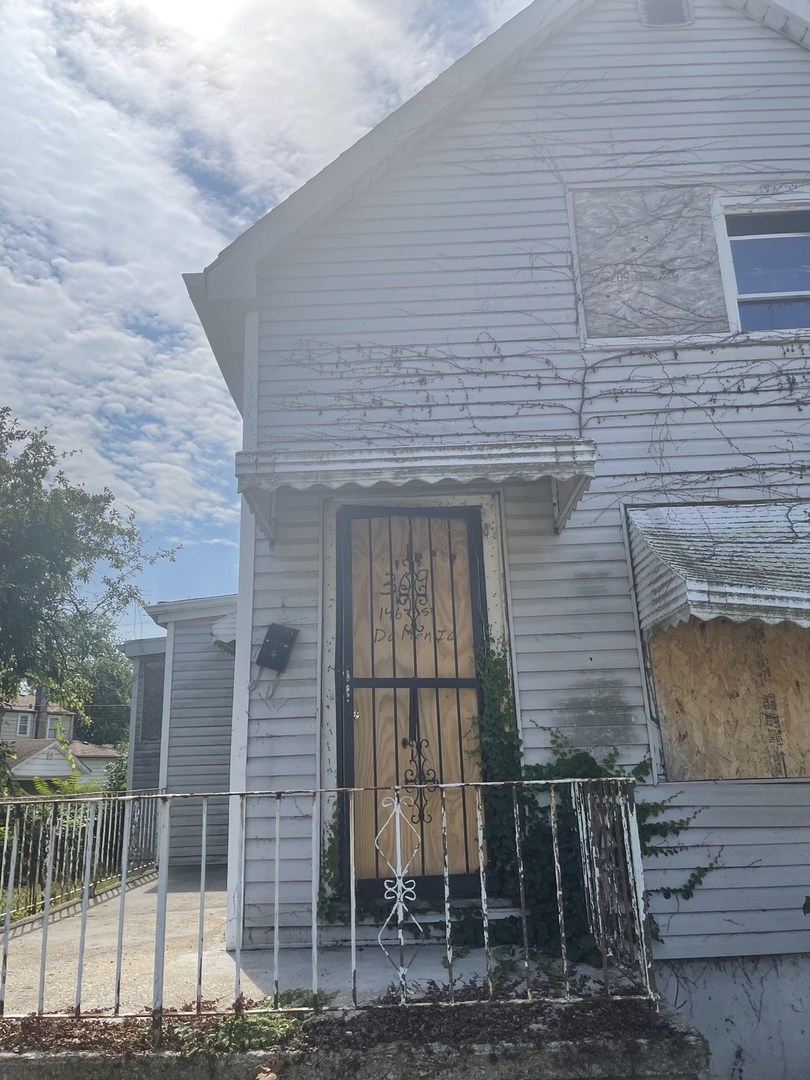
8, 740, 92, 775
184, 0, 810, 411
6, 696, 74, 715
10, 739, 54, 764
627, 501, 810, 634
69, 741, 121, 760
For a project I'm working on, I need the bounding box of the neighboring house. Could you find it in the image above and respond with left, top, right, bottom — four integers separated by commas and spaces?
1, 695, 75, 742
153, 0, 810, 1073
123, 596, 237, 865
1, 696, 121, 790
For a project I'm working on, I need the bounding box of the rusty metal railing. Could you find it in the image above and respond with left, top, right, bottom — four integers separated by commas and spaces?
0, 779, 654, 1025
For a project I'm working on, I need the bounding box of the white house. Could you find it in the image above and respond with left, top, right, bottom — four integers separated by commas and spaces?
168, 0, 810, 1073
123, 595, 237, 864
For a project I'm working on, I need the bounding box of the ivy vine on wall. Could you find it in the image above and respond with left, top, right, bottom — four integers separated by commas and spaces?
474, 640, 717, 956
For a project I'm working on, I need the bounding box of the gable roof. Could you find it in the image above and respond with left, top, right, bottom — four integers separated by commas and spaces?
69, 740, 121, 760
5, 695, 74, 716
9, 740, 91, 776
185, 0, 810, 411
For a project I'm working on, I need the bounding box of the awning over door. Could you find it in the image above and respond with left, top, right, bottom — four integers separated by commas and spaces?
626, 502, 810, 635
236, 436, 597, 541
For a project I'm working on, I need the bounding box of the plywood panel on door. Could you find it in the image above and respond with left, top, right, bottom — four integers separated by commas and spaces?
339, 507, 487, 888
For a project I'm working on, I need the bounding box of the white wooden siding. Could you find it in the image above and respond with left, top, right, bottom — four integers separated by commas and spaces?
165, 619, 234, 865
242, 0, 810, 954
243, 492, 321, 942
641, 782, 810, 959
256, 0, 810, 448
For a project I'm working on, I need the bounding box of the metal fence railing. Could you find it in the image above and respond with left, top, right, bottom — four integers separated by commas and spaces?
0, 779, 655, 1026
0, 793, 158, 925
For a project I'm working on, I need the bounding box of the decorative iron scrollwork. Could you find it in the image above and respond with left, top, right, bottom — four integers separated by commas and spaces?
380, 549, 433, 638
403, 687, 437, 823
375, 793, 426, 1002
403, 739, 438, 824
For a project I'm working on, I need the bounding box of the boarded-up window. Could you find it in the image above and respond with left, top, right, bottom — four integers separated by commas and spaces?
573, 186, 728, 338
650, 617, 810, 780
140, 654, 165, 742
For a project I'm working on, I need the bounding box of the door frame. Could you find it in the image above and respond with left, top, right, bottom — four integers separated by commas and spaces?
318, 492, 514, 892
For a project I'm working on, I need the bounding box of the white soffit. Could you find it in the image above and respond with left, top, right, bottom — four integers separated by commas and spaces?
626, 502, 810, 635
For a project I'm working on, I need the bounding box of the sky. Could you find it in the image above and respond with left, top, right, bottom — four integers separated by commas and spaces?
0, 0, 529, 640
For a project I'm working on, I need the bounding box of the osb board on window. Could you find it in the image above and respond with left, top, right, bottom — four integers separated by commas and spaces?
649, 617, 810, 781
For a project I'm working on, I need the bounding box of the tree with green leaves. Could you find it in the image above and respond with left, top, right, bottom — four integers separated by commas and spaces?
64, 616, 134, 745
0, 409, 168, 704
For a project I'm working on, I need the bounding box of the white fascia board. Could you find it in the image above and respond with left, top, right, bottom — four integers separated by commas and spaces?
145, 594, 239, 628
724, 0, 810, 45
120, 637, 166, 659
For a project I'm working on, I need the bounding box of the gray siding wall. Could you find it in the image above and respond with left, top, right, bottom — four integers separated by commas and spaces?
166, 619, 234, 865
642, 781, 810, 959
243, 495, 321, 940
0, 714, 25, 740
242, 0, 810, 954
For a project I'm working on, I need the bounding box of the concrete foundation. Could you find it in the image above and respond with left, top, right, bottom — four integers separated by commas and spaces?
0, 1034, 709, 1080
656, 954, 810, 1080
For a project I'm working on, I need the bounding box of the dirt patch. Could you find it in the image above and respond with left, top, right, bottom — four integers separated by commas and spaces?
0, 998, 675, 1058
286, 997, 677, 1055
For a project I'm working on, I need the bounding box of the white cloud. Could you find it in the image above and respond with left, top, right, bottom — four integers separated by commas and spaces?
0, 0, 528, 600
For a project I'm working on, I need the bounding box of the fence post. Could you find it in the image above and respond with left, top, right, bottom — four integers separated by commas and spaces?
152, 796, 171, 1039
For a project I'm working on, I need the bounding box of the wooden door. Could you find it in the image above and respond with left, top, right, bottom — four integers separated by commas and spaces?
338, 507, 487, 893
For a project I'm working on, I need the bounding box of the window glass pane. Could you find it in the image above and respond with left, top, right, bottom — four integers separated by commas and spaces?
727, 211, 810, 237
739, 298, 810, 332
730, 236, 810, 295
141, 654, 165, 741
16, 716, 29, 736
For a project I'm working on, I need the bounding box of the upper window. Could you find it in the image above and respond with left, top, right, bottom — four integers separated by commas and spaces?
140, 654, 165, 742
723, 210, 810, 332
16, 715, 30, 737
46, 717, 61, 740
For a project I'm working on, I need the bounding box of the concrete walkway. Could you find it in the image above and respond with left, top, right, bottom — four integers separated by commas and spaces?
3, 869, 491, 1015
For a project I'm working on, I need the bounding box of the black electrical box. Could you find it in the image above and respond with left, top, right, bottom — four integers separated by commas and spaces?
256, 624, 299, 672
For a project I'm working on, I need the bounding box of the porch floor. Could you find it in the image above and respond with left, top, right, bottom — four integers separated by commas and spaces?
2, 868, 523, 1016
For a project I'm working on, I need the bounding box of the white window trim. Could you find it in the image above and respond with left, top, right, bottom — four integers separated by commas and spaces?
712, 192, 810, 335
16, 715, 30, 737
583, 329, 810, 350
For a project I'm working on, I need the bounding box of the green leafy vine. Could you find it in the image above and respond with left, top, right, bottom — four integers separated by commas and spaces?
473, 640, 717, 955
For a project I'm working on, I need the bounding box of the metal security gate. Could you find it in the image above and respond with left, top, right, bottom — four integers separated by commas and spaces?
337, 507, 488, 894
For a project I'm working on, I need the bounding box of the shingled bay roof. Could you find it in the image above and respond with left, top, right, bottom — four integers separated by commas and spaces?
627, 501, 810, 634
